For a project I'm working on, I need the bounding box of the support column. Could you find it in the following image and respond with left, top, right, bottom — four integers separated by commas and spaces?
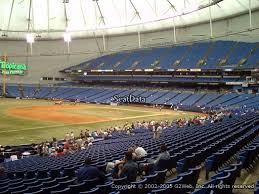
249, 0, 252, 29
209, 0, 213, 38
2, 54, 7, 97
173, 17, 177, 43
138, 31, 141, 48
103, 32, 106, 51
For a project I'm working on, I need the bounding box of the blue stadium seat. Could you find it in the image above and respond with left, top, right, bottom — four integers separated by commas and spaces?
50, 188, 71, 194
154, 170, 168, 184
96, 182, 113, 194
79, 187, 99, 194
68, 182, 85, 194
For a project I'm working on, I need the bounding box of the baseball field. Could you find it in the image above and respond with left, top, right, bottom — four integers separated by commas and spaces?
0, 98, 203, 146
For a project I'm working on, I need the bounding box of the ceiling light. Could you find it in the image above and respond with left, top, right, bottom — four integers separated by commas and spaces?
64, 32, 71, 42
26, 33, 34, 43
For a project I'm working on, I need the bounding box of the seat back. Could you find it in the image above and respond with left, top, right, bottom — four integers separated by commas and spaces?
97, 182, 113, 194
69, 182, 85, 194
79, 187, 99, 194
84, 178, 99, 190
63, 167, 75, 178
50, 188, 71, 194
155, 169, 167, 183
156, 159, 170, 171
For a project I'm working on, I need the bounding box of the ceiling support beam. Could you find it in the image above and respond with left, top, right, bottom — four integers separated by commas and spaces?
163, 0, 177, 16
138, 31, 141, 48
63, 2, 68, 29
47, 0, 49, 33
129, 0, 141, 22
6, 0, 15, 36
173, 17, 176, 43
63, 2, 70, 55
209, 0, 213, 38
154, 0, 157, 16
102, 33, 106, 51
166, 0, 176, 11
249, 0, 252, 29
80, 0, 102, 55
93, 0, 105, 25
27, 0, 32, 31
144, 0, 157, 17
27, 0, 33, 56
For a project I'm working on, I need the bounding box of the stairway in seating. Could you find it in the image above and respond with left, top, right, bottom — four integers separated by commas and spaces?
112, 52, 132, 70
165, 92, 180, 104
196, 42, 215, 67
179, 93, 193, 105
205, 93, 224, 105
149, 91, 170, 103
96, 62, 105, 69
218, 42, 239, 67
96, 54, 115, 69
131, 50, 152, 70
191, 93, 206, 106
238, 43, 259, 67
152, 46, 175, 69
172, 44, 193, 68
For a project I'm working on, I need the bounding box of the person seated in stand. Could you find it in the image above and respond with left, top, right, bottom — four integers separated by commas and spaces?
117, 151, 138, 182
106, 147, 134, 176
85, 129, 90, 138
56, 147, 64, 157
140, 144, 170, 175
80, 130, 85, 139
65, 132, 70, 141
63, 140, 70, 154
133, 144, 147, 160
77, 157, 106, 183
0, 166, 7, 180
70, 131, 75, 140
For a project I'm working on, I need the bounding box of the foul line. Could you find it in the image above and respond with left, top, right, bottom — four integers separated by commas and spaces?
0, 112, 173, 134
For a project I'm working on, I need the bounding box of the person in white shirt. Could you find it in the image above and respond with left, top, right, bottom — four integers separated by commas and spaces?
134, 144, 147, 159
156, 125, 163, 138
65, 133, 70, 141
70, 131, 74, 140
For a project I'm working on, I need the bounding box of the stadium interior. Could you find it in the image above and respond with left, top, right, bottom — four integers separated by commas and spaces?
0, 0, 258, 194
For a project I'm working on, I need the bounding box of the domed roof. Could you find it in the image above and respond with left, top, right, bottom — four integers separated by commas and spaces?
0, 0, 258, 40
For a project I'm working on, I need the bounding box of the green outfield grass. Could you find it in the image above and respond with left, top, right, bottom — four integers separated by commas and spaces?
0, 98, 202, 146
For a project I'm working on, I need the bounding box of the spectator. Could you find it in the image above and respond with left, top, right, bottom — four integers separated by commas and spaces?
92, 131, 98, 138
80, 130, 84, 139
118, 151, 138, 182
52, 137, 58, 148
141, 144, 170, 175
65, 132, 70, 141
77, 157, 106, 183
85, 129, 90, 138
50, 147, 56, 157
56, 147, 64, 157
0, 166, 7, 179
42, 143, 49, 156
70, 131, 75, 140
63, 141, 70, 153
134, 144, 147, 159
156, 125, 163, 138
152, 144, 170, 166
